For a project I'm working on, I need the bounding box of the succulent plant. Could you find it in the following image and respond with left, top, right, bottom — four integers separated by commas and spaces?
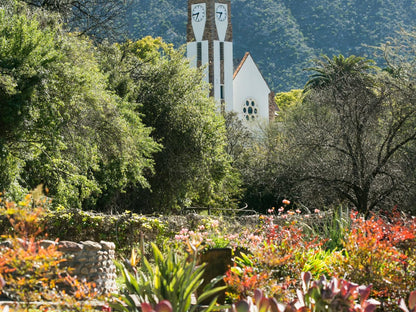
227, 289, 282, 312
399, 290, 416, 312
141, 300, 173, 312
293, 272, 380, 312
227, 272, 380, 312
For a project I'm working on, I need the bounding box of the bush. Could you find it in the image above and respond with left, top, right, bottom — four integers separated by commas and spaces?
0, 190, 103, 311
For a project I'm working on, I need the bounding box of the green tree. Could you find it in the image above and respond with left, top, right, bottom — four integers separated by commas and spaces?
0, 3, 158, 208
99, 37, 241, 213
274, 89, 303, 121
304, 54, 375, 91
20, 0, 130, 42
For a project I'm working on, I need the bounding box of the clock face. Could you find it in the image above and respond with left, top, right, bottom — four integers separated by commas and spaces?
192, 4, 205, 22
216, 4, 227, 22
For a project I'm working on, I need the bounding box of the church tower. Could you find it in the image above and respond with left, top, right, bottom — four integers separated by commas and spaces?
186, 0, 233, 111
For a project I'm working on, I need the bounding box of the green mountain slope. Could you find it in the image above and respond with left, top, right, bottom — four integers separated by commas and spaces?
127, 0, 416, 91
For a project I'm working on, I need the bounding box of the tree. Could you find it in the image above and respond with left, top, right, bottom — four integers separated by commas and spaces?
0, 3, 158, 208
274, 89, 303, 121
278, 54, 416, 215
304, 54, 375, 91
19, 0, 130, 42
99, 37, 241, 213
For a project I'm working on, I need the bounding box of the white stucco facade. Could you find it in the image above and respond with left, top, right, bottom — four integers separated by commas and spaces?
212, 40, 233, 109
233, 53, 272, 126
186, 40, 209, 86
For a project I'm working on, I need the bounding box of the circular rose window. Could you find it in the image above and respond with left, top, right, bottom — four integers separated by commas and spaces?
242, 99, 258, 121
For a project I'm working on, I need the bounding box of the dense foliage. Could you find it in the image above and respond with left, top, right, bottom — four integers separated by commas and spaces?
237, 48, 416, 214
0, 1, 240, 213
98, 37, 241, 213
0, 2, 159, 210
1, 193, 416, 312
0, 191, 103, 310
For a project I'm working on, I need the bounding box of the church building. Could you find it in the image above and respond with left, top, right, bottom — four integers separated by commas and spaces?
186, 0, 277, 128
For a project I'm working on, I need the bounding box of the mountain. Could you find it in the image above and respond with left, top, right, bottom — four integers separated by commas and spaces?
127, 0, 416, 91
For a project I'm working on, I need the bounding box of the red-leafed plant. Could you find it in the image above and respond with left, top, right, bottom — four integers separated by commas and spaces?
333, 210, 416, 311
224, 216, 323, 301
399, 290, 416, 312
141, 300, 173, 312
0, 189, 102, 311
0, 191, 67, 306
227, 272, 380, 312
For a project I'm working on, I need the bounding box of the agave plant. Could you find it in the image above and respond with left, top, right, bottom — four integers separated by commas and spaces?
110, 242, 226, 312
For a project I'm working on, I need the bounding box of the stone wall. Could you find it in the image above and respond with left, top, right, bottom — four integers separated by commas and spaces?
42, 240, 117, 294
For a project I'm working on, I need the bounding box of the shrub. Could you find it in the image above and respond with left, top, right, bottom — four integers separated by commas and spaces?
0, 190, 102, 311
224, 215, 323, 301
0, 192, 67, 305
332, 210, 416, 311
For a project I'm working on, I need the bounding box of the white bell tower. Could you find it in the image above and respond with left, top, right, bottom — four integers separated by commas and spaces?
187, 0, 233, 112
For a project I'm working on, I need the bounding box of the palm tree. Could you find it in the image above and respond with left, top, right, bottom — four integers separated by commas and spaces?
304, 54, 375, 91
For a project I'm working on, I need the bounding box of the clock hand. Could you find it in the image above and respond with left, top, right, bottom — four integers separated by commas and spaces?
193, 12, 199, 18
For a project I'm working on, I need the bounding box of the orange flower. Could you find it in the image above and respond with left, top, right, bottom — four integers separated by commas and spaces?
282, 199, 290, 205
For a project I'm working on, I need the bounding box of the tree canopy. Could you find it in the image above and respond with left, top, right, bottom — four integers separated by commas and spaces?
0, 2, 157, 209
99, 37, 241, 213
275, 54, 416, 215
0, 1, 240, 213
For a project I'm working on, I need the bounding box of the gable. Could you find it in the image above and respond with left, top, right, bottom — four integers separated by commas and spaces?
233, 52, 270, 94
233, 52, 273, 123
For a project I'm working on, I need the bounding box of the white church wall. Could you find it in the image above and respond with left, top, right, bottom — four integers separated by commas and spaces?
224, 41, 234, 111
186, 41, 210, 87
186, 42, 197, 67
212, 41, 233, 111
233, 54, 271, 124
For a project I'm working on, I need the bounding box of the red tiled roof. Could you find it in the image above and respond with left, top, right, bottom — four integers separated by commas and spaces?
233, 52, 250, 79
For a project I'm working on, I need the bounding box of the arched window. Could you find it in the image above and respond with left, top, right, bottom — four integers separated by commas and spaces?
242, 99, 258, 121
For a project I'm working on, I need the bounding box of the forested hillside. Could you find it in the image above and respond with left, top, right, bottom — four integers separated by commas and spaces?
128, 0, 416, 91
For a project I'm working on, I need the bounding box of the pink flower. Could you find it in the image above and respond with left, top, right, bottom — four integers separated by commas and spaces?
314, 209, 320, 213
296, 209, 301, 214
278, 207, 285, 213
179, 228, 189, 235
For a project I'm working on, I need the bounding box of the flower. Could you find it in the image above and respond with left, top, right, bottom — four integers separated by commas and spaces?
296, 209, 301, 214
278, 207, 285, 213
314, 209, 320, 213
282, 199, 291, 205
